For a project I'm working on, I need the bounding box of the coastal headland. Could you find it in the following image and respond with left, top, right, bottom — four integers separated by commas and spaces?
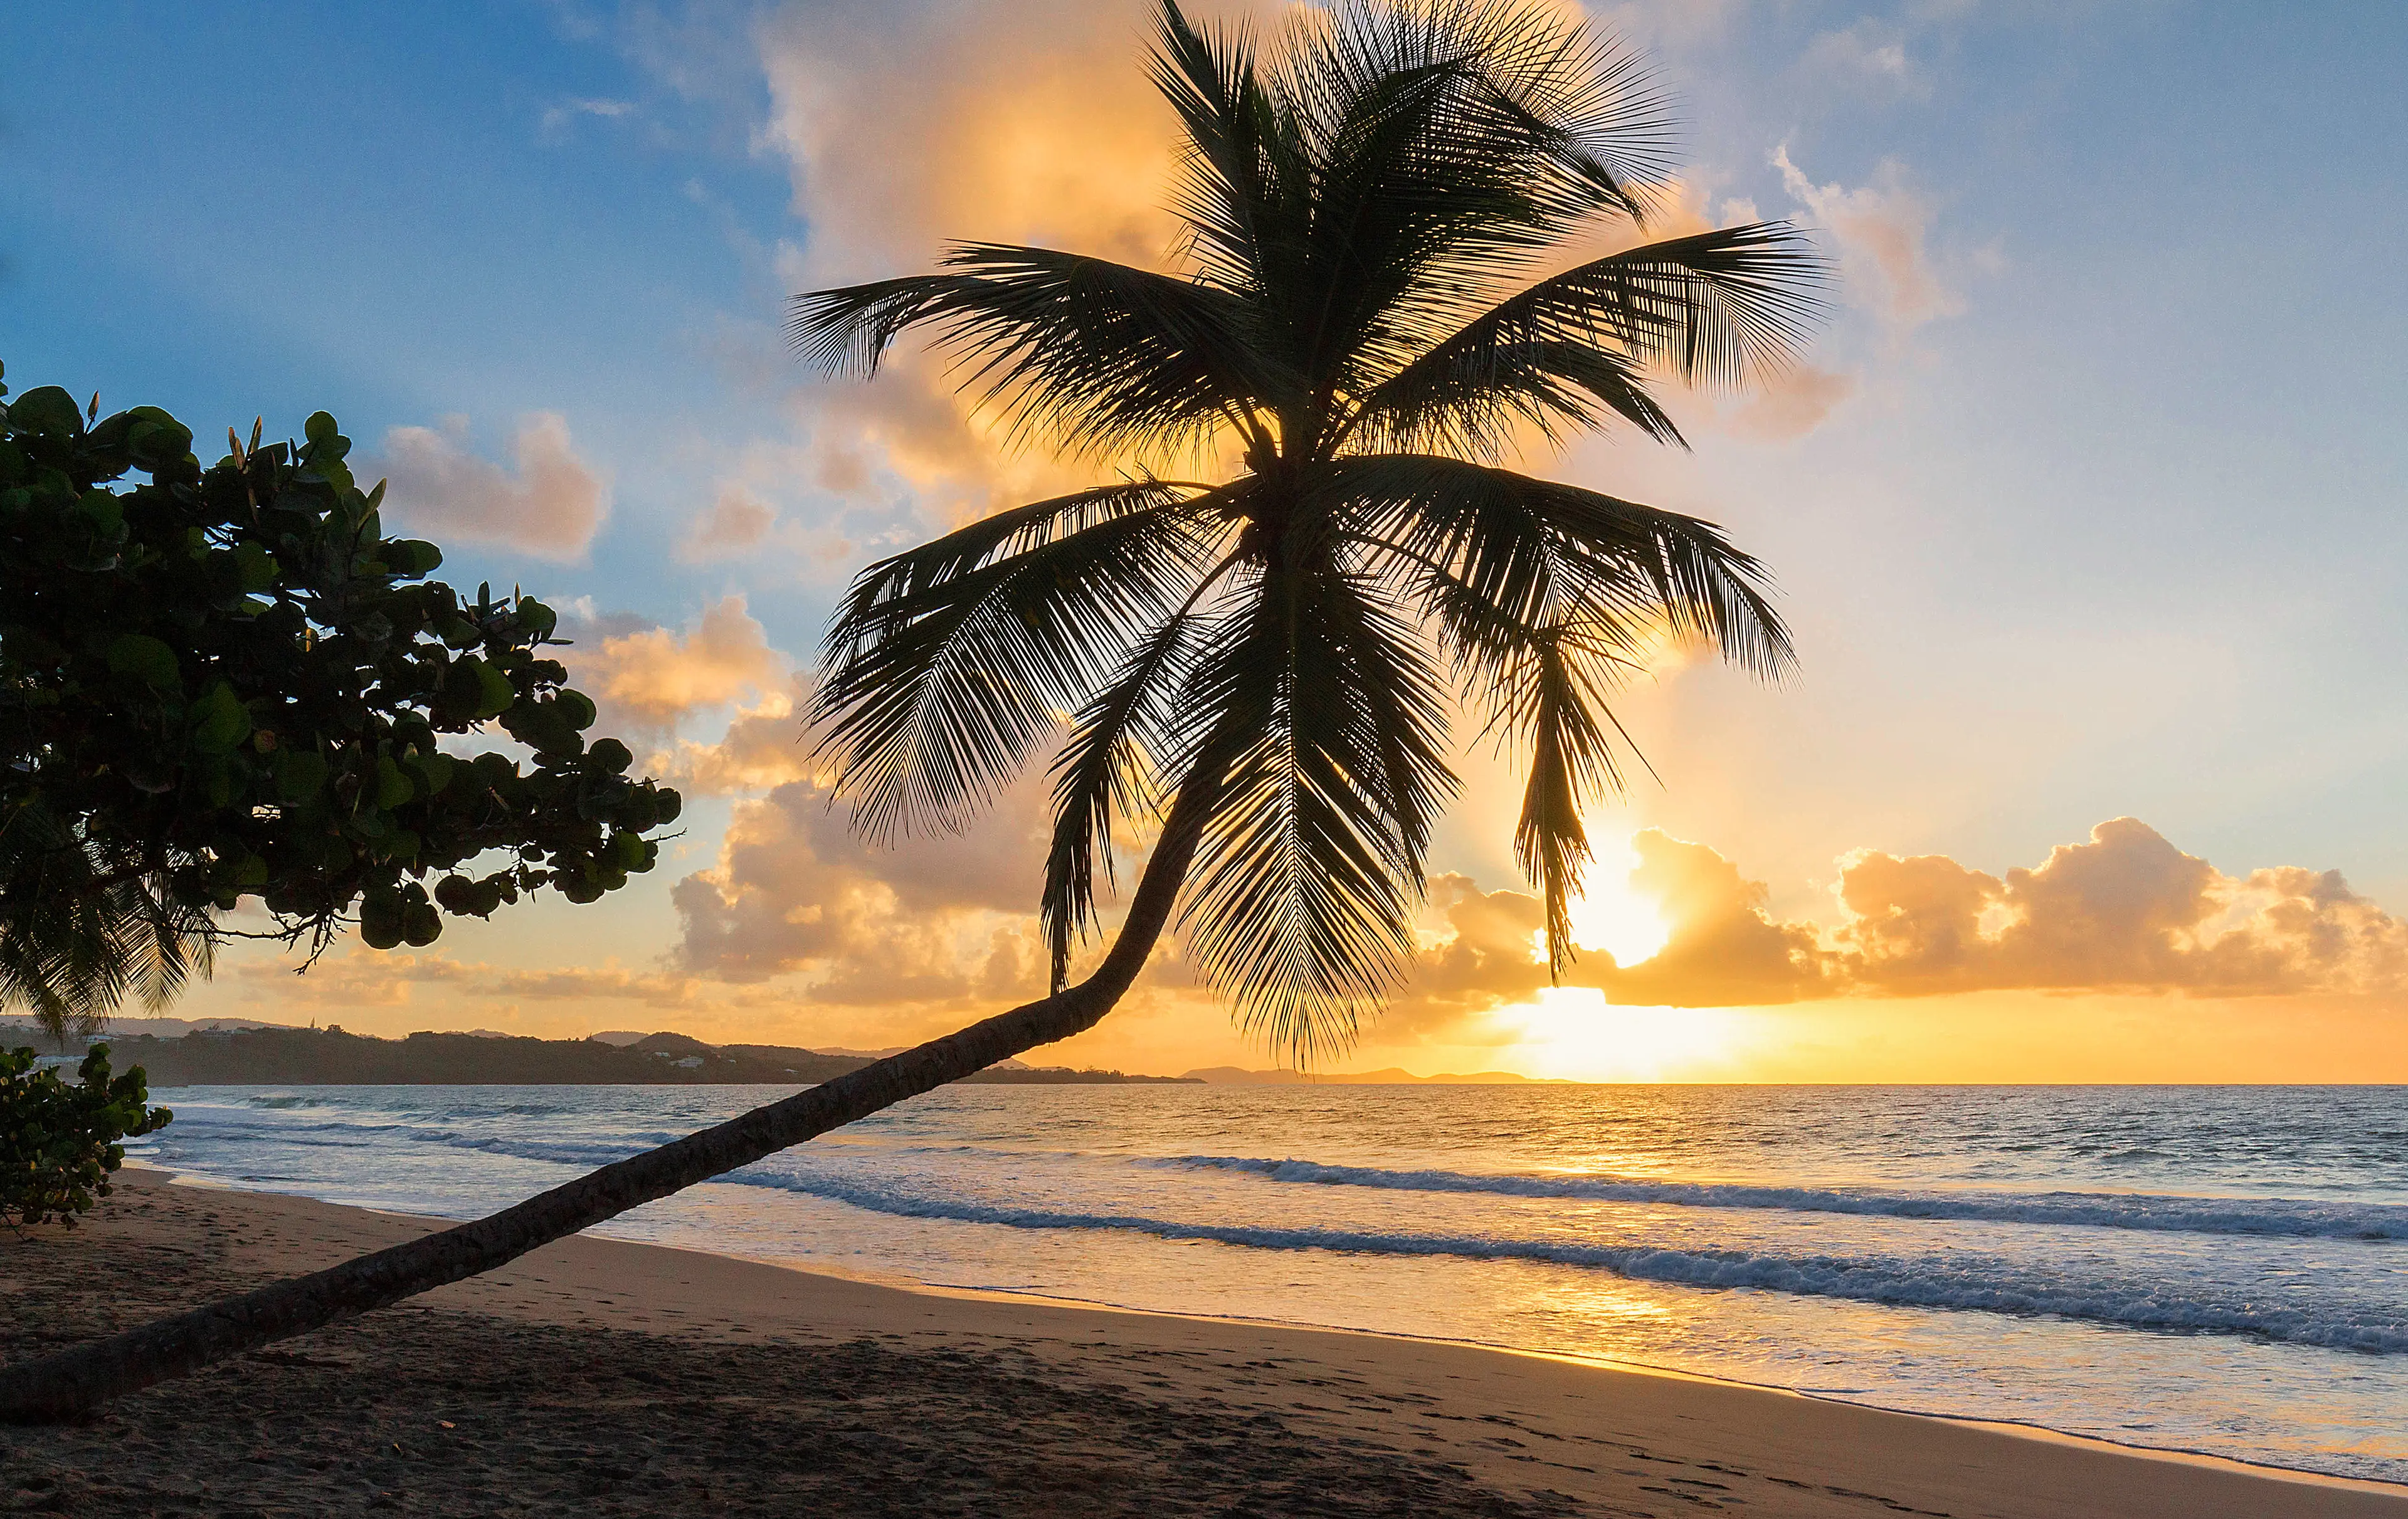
1, 1172, 2396, 1518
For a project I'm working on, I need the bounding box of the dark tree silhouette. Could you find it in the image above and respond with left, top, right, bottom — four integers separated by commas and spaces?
0, 0, 1822, 1421
0, 377, 680, 1042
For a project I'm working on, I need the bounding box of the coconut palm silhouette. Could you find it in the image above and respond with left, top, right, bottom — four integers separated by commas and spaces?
0, 0, 1821, 1419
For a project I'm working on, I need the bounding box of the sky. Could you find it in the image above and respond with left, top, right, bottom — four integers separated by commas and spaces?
6, 0, 2407, 1081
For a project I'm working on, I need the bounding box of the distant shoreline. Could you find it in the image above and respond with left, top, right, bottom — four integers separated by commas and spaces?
95, 1025, 1199, 1087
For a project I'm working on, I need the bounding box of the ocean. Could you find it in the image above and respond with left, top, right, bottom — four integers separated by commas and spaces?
133, 1082, 2408, 1485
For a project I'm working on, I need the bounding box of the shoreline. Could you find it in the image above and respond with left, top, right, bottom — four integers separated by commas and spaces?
850, 1270, 2408, 1500
4, 1169, 2393, 1517
140, 1160, 2408, 1499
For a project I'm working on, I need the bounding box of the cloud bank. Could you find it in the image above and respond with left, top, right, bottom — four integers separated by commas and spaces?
649, 670, 2408, 1029
1404, 818, 2408, 1014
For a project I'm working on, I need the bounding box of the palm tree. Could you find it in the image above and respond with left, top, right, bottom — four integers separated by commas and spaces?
0, 804, 213, 1044
0, 0, 1820, 1421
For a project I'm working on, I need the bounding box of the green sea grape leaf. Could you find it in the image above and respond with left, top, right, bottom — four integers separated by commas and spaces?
276, 749, 329, 804
470, 658, 515, 719
189, 683, 251, 754
374, 755, 414, 809
105, 634, 181, 691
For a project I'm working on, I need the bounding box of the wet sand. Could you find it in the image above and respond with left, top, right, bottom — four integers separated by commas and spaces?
0, 1172, 2399, 1517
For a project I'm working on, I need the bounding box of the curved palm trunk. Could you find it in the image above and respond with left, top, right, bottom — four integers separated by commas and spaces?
0, 780, 1217, 1424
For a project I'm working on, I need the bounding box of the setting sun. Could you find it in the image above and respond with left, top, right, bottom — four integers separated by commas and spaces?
1505, 987, 1748, 1082
1558, 844, 1673, 968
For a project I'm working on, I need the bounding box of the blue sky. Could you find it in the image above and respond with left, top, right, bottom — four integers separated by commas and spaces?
6, 1, 2407, 1076
5, 3, 795, 614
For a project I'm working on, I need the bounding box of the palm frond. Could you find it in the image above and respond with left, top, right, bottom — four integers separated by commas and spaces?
1344, 221, 1829, 455
1151, 1, 1304, 302
1175, 550, 1455, 1065
1287, 1, 1671, 236
1260, 0, 1681, 393
1334, 453, 1794, 680
812, 491, 1230, 841
1279, 51, 1486, 381
1509, 626, 1619, 975
1348, 521, 1645, 974
0, 802, 216, 1039
1336, 455, 1788, 974
1041, 601, 1215, 992
827, 480, 1200, 619
789, 246, 1288, 461
1354, 335, 1679, 458
127, 883, 214, 1012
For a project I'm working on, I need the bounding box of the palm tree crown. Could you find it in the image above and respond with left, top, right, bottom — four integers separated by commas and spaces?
793, 0, 1824, 1065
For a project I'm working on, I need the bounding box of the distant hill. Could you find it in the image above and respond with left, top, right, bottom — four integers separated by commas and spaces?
0, 1014, 300, 1053
1183, 1066, 1558, 1085
97, 1026, 1200, 1087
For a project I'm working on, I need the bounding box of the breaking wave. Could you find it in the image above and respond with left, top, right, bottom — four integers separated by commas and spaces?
1143, 1155, 2408, 1241
724, 1170, 2408, 1355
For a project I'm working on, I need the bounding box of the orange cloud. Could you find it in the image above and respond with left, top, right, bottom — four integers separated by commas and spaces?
559, 595, 788, 740
754, 0, 1192, 283
793, 354, 1104, 530
372, 413, 608, 561
1836, 817, 2408, 997
749, 1, 1287, 525
231, 945, 699, 1018
480, 964, 699, 1007
660, 779, 2408, 1033
677, 485, 778, 562
549, 600, 834, 799
231, 947, 470, 1009
1399, 818, 2408, 1011
671, 772, 1056, 1013
657, 693, 817, 797
1726, 363, 1857, 439
1582, 830, 1829, 1004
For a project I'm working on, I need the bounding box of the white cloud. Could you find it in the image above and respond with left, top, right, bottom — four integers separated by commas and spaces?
672, 771, 1054, 1011
539, 96, 636, 140
1800, 21, 1930, 102
1775, 145, 1963, 332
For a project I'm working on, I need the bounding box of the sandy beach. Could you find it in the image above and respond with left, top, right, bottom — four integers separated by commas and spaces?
0, 1173, 2392, 1517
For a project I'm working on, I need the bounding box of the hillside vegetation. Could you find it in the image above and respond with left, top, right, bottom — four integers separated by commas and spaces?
105, 1027, 1196, 1086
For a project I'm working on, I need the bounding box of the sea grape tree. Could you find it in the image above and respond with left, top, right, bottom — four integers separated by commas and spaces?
0, 1044, 169, 1231
0, 362, 680, 1036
